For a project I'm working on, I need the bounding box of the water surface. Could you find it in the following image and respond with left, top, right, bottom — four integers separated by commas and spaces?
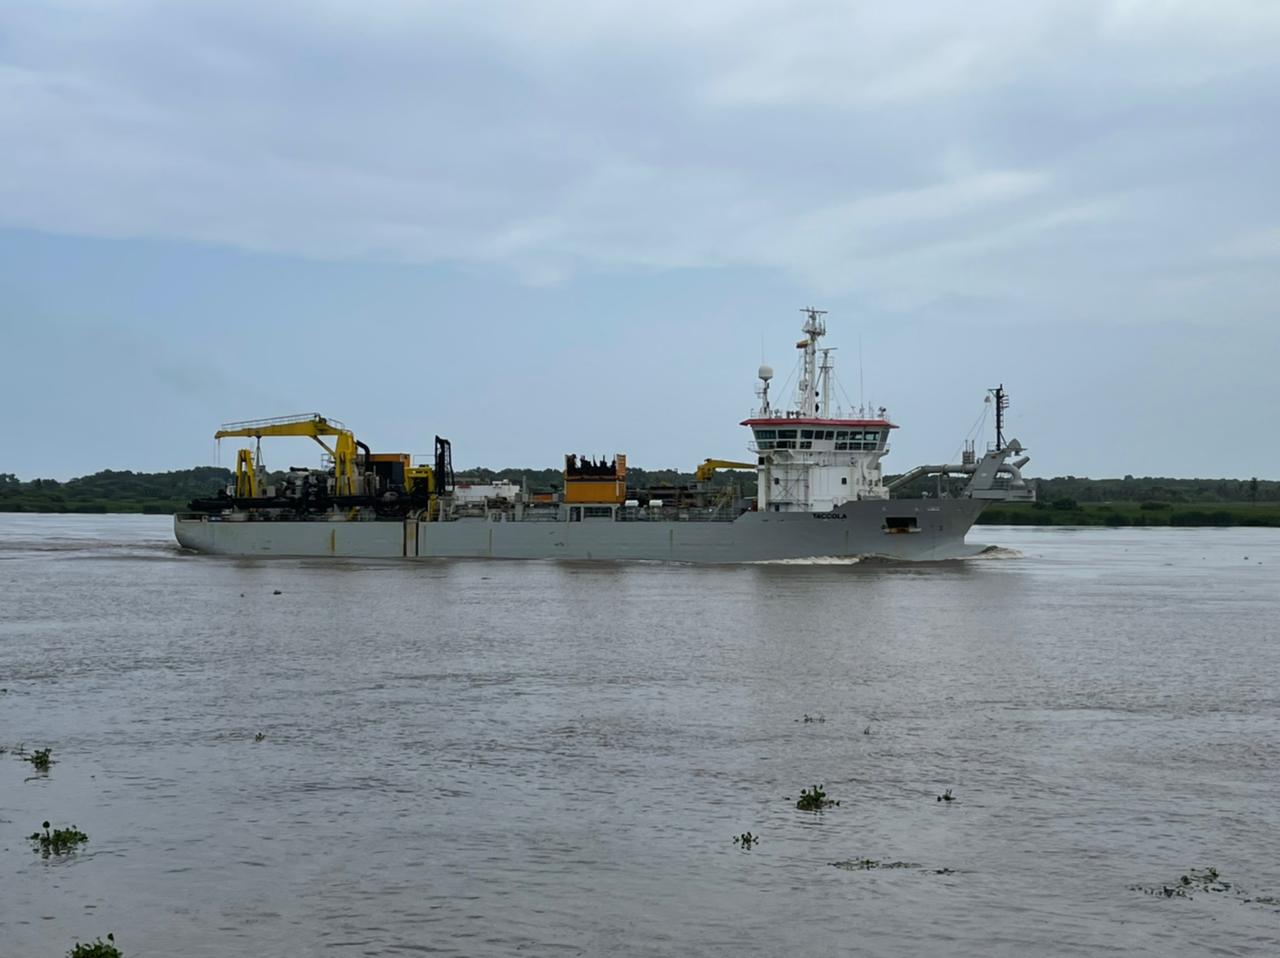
1, 515, 1278, 956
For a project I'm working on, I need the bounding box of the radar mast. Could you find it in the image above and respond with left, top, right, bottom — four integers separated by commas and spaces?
796, 307, 827, 417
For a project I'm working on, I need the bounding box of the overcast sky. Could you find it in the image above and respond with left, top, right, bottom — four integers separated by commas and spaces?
3, 0, 1278, 480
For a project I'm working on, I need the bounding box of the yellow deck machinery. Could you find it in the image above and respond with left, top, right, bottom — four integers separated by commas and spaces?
693, 459, 757, 484
193, 414, 454, 519
563, 454, 627, 503
215, 413, 363, 496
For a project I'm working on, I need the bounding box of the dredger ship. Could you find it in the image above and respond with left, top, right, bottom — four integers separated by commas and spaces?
175, 309, 1034, 562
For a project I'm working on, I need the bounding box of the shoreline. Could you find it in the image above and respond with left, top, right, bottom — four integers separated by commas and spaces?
977, 501, 1280, 528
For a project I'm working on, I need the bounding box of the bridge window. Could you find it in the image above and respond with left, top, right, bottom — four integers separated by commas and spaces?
800, 429, 814, 439
777, 429, 797, 439
754, 429, 777, 440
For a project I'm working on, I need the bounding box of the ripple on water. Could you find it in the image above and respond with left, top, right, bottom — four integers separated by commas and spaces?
1, 517, 1278, 956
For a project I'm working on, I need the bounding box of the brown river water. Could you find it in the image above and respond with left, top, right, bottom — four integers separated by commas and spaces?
1, 514, 1278, 956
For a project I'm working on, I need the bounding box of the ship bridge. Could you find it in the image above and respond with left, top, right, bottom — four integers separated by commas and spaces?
743, 417, 894, 455
745, 309, 897, 512
744, 415, 896, 512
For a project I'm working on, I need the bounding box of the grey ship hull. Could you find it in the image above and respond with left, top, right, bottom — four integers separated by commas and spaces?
173, 498, 991, 562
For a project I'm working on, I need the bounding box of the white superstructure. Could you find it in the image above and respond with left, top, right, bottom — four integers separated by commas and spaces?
745, 307, 893, 513
452, 480, 520, 504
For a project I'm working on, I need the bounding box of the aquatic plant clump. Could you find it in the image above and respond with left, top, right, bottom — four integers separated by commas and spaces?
30, 821, 89, 857
830, 858, 922, 871
732, 831, 758, 848
68, 934, 121, 958
11, 745, 54, 770
1131, 866, 1231, 899
1128, 866, 1280, 911
796, 784, 839, 811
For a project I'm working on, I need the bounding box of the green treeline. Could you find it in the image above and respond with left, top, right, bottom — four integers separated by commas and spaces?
976, 500, 1280, 527
1012, 475, 1275, 504
2, 468, 1278, 527
973, 475, 1280, 527
0, 468, 234, 514
892, 474, 1280, 527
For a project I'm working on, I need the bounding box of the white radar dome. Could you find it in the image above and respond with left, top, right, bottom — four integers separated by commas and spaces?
758, 364, 774, 381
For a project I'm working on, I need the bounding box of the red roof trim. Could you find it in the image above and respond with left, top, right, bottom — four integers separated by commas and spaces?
740, 418, 897, 429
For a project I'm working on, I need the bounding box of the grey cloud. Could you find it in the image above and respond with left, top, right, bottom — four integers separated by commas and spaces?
1, 0, 1278, 325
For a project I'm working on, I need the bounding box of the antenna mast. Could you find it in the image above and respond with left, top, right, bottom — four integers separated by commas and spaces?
989, 384, 1009, 451
818, 348, 834, 418
796, 307, 827, 417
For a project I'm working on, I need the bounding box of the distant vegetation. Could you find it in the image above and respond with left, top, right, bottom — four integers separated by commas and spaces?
977, 500, 1280, 527
0, 468, 233, 514
2, 468, 1277, 527
976, 476, 1280, 527
1007, 475, 1275, 504
894, 474, 1280, 527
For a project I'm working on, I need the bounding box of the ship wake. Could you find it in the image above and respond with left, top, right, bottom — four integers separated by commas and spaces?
746, 554, 875, 565
747, 545, 1024, 565
971, 545, 1024, 560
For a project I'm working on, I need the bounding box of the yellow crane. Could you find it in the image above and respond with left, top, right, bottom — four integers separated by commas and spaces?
233, 449, 258, 497
215, 413, 361, 497
694, 458, 757, 483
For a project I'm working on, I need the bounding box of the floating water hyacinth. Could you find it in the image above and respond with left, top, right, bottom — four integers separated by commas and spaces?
12, 745, 54, 771
830, 858, 922, 871
68, 933, 121, 958
1131, 866, 1231, 899
29, 821, 89, 857
796, 784, 839, 810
